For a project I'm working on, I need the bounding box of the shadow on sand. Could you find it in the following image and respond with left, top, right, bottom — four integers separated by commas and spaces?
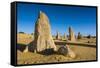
17, 40, 96, 55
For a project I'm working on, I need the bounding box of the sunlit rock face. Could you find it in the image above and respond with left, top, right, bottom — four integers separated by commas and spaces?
69, 27, 76, 41
34, 11, 57, 52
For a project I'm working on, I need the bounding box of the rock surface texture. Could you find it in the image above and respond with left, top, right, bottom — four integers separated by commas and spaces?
58, 46, 68, 56
34, 11, 57, 52
66, 45, 76, 58
69, 27, 76, 41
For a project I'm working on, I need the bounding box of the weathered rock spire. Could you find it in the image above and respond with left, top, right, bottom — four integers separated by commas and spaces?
34, 11, 57, 52
69, 26, 76, 41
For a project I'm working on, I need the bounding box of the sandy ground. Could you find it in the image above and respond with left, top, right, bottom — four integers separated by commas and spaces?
17, 45, 96, 65
17, 33, 33, 45
17, 33, 96, 65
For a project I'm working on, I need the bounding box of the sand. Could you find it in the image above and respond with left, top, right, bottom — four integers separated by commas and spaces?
17, 33, 96, 65
17, 45, 96, 65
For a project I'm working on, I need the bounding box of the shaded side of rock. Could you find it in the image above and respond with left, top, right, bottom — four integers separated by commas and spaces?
58, 46, 68, 56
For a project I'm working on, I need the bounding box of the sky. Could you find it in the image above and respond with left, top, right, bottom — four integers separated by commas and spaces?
17, 3, 97, 36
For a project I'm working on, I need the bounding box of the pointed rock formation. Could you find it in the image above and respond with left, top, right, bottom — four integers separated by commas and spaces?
63, 33, 68, 41
69, 27, 76, 41
34, 11, 57, 52
77, 32, 82, 39
56, 31, 61, 40
66, 45, 76, 58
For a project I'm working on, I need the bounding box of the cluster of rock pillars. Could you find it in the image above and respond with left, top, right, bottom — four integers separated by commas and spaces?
23, 11, 76, 58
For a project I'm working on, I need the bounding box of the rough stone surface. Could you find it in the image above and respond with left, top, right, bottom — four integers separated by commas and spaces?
66, 45, 76, 58
34, 11, 57, 52
69, 27, 76, 41
58, 46, 68, 56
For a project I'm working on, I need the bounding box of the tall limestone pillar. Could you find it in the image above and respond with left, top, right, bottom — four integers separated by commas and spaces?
34, 11, 57, 52
69, 27, 76, 41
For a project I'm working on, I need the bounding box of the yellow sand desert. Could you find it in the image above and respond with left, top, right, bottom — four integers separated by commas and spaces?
17, 33, 96, 65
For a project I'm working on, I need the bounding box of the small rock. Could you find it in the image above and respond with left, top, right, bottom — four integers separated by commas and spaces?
24, 61, 28, 64
58, 46, 68, 56
66, 45, 76, 58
